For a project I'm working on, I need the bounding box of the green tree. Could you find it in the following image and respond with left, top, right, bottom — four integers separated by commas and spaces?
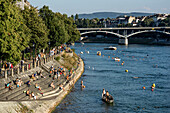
22, 6, 49, 54
0, 0, 31, 65
164, 16, 170, 26
75, 14, 79, 20
39, 6, 80, 47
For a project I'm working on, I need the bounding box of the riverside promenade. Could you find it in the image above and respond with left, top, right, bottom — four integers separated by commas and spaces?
0, 51, 84, 113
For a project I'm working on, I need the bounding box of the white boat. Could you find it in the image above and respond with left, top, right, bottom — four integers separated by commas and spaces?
80, 51, 83, 54
104, 46, 117, 50
114, 57, 121, 61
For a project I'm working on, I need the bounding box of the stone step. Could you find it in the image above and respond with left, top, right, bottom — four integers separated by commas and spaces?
19, 94, 29, 100
0, 85, 26, 100
10, 88, 29, 101
0, 73, 50, 100
10, 76, 53, 100
0, 88, 9, 95
36, 78, 63, 99
40, 79, 69, 99
7, 84, 38, 100
0, 71, 48, 97
39, 78, 66, 99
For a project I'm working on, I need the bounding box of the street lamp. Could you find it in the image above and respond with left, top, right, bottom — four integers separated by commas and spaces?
49, 42, 50, 56
33, 43, 35, 58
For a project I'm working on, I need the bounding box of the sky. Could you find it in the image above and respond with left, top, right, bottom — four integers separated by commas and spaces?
28, 0, 170, 16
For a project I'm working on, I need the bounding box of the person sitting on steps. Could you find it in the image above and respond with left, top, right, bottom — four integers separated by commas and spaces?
26, 80, 31, 87
9, 82, 13, 90
59, 84, 65, 91
50, 81, 55, 89
35, 83, 41, 91
26, 89, 31, 99
31, 92, 36, 100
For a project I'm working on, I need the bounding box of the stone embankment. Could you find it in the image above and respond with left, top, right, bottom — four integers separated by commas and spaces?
0, 53, 84, 113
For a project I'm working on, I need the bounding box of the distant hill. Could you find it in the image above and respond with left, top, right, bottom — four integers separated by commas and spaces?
78, 12, 155, 19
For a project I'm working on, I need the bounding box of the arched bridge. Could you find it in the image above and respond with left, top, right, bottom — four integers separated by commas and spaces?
78, 27, 170, 45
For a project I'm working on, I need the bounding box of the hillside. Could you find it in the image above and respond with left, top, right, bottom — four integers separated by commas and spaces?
78, 12, 155, 19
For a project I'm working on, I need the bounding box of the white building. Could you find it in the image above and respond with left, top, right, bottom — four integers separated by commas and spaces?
16, 0, 30, 10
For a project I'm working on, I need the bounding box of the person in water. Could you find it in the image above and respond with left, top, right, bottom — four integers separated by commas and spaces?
81, 80, 83, 86
150, 83, 155, 92
102, 88, 106, 97
106, 91, 110, 101
81, 80, 85, 88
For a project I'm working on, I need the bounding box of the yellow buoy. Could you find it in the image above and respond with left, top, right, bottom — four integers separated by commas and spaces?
121, 63, 124, 65
152, 83, 155, 88
125, 69, 128, 72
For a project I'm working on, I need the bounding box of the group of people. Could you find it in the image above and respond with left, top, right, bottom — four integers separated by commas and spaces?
25, 89, 36, 100
102, 88, 113, 101
50, 65, 67, 81
5, 78, 23, 90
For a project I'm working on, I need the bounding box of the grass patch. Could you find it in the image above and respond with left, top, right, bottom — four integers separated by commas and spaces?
55, 56, 60, 61
18, 103, 32, 113
61, 53, 66, 58
60, 52, 78, 70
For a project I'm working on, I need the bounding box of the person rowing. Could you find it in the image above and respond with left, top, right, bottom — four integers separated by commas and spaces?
102, 88, 106, 98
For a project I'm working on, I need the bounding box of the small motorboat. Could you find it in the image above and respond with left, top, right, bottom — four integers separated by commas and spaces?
97, 51, 101, 56
102, 94, 114, 104
114, 57, 121, 61
104, 46, 117, 50
80, 51, 83, 54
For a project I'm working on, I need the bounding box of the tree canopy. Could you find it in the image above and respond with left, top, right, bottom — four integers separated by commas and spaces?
39, 6, 80, 48
0, 0, 31, 65
0, 3, 80, 65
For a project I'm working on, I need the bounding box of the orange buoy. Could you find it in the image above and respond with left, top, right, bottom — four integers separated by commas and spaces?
121, 63, 124, 65
123, 61, 124, 63
108, 56, 110, 58
143, 87, 145, 90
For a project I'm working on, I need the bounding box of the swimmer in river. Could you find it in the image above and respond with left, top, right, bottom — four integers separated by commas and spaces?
81, 80, 85, 88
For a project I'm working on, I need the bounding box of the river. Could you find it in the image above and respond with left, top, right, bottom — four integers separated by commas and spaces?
53, 43, 170, 113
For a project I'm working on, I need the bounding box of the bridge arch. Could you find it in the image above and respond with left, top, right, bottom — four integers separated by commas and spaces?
127, 30, 170, 38
80, 31, 124, 38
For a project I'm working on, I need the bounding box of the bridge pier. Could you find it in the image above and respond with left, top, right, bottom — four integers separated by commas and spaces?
118, 37, 128, 45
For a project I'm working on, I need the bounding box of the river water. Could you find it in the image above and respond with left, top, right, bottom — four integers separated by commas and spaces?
53, 43, 170, 113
